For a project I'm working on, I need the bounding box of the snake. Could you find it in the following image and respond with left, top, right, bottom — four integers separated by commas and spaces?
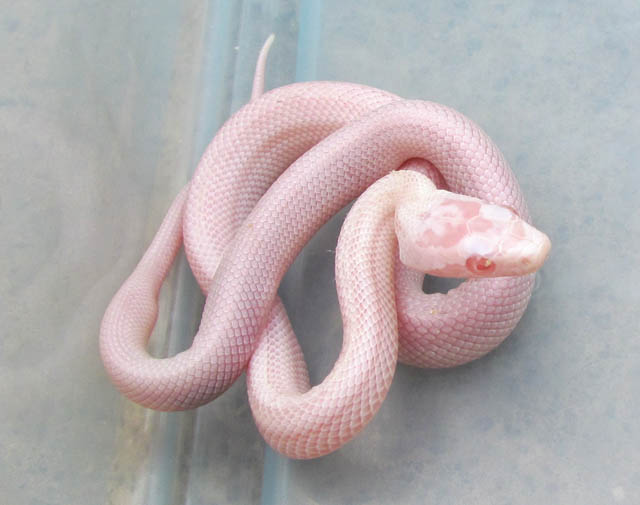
100, 36, 550, 459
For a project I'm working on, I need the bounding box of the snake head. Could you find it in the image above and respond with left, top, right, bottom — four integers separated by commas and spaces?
395, 190, 551, 278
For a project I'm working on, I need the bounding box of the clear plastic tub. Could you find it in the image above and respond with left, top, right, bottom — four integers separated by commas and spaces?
2, 1, 638, 504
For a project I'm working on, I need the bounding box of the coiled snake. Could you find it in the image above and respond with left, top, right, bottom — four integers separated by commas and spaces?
100, 36, 550, 459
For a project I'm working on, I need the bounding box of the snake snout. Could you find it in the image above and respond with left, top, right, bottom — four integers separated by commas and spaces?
523, 228, 551, 273
486, 221, 551, 277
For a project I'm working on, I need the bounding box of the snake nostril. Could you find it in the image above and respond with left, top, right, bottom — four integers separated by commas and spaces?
504, 205, 519, 217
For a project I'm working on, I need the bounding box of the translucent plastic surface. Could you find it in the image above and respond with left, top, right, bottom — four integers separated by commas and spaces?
2, 1, 639, 504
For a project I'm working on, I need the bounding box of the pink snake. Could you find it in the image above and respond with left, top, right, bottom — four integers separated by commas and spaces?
100, 37, 550, 459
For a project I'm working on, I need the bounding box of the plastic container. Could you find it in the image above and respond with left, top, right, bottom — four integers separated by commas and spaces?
2, 1, 638, 504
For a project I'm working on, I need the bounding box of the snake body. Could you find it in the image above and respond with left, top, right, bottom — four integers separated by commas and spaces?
100, 39, 549, 459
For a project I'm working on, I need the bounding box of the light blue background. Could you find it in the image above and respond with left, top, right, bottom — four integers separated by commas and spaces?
1, 1, 638, 504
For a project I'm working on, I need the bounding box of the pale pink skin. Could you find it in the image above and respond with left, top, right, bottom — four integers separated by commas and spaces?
99, 37, 550, 459
396, 190, 551, 278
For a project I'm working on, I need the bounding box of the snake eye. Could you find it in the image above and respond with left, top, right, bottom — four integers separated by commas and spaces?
466, 255, 497, 274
